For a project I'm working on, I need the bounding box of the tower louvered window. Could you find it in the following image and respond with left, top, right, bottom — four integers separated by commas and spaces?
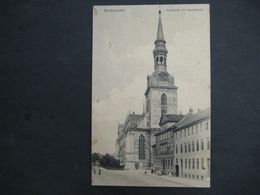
139, 135, 145, 160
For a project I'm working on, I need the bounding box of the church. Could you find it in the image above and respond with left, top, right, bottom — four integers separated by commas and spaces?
115, 10, 181, 170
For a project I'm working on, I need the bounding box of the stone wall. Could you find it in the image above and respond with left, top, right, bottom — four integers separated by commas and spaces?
124, 130, 150, 170
149, 88, 177, 128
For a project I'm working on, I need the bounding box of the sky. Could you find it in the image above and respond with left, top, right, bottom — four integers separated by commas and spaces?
92, 4, 210, 155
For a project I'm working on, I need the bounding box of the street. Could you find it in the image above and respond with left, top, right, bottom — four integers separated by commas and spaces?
92, 167, 194, 187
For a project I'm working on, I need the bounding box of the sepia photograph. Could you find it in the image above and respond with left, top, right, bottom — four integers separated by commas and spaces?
92, 4, 210, 187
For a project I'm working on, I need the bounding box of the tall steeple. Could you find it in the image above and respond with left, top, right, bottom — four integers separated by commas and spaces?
153, 10, 168, 72
156, 10, 164, 41
145, 9, 177, 129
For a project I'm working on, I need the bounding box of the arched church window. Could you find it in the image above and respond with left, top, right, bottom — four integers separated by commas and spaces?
139, 135, 145, 160
161, 94, 167, 115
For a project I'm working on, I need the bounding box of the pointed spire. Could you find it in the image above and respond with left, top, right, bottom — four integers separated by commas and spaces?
156, 10, 164, 41
153, 9, 168, 72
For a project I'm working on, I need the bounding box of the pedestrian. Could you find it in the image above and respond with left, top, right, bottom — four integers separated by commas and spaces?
99, 168, 101, 175
94, 169, 96, 174
145, 171, 147, 175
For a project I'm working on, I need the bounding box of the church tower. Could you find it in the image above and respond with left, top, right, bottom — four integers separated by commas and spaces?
145, 10, 178, 128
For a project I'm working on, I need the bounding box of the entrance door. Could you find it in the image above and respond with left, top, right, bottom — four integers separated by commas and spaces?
162, 160, 165, 172
175, 165, 179, 177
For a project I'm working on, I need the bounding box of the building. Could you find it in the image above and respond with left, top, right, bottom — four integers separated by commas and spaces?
115, 10, 211, 178
153, 108, 211, 181
116, 10, 178, 170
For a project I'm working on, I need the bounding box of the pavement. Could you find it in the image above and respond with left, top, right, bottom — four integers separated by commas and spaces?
92, 167, 210, 187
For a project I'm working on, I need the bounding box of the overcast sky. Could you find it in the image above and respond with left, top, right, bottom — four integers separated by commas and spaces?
92, 4, 210, 154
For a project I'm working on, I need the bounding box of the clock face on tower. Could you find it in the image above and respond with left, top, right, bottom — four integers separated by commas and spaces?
161, 73, 167, 79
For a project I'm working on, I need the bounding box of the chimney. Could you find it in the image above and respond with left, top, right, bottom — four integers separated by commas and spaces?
189, 108, 193, 114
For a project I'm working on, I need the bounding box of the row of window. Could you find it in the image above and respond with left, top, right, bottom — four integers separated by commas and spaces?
176, 138, 210, 154
184, 174, 204, 180
155, 138, 210, 156
155, 159, 174, 169
155, 157, 210, 171
156, 144, 174, 156
157, 121, 209, 142
176, 121, 209, 140
177, 158, 210, 170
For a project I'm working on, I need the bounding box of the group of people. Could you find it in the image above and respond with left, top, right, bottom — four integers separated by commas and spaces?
148, 168, 173, 176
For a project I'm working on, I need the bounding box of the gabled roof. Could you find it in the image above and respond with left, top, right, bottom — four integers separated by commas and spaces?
159, 114, 184, 125
155, 108, 210, 136
125, 113, 144, 128
174, 108, 210, 129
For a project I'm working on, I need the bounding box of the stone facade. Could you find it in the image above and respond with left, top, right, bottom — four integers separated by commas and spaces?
145, 87, 177, 128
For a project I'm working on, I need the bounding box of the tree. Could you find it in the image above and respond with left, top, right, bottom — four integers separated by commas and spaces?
92, 152, 101, 163
100, 153, 118, 168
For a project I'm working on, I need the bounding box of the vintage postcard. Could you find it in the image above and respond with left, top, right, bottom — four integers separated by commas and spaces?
92, 4, 210, 187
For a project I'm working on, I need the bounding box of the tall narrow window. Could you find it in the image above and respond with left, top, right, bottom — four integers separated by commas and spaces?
196, 140, 199, 151
160, 56, 163, 64
161, 94, 167, 115
201, 139, 204, 150
156, 57, 160, 64
139, 135, 145, 160
207, 138, 210, 150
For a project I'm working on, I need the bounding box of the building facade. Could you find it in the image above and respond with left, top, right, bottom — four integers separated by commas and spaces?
153, 108, 211, 181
